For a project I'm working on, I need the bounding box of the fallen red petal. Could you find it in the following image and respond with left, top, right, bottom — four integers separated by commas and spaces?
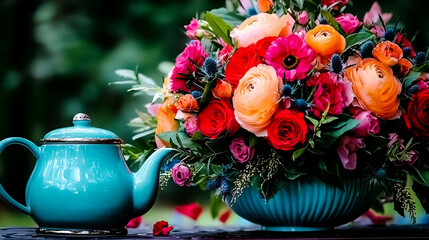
126, 216, 142, 228
364, 210, 393, 225
153, 220, 170, 236
174, 202, 203, 221
219, 209, 232, 223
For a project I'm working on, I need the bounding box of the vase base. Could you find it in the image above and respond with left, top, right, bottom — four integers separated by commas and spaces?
36, 228, 127, 237
262, 226, 331, 232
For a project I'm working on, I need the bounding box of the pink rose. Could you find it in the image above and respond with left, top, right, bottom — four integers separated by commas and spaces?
335, 14, 361, 34
363, 2, 392, 25
185, 18, 200, 40
145, 103, 161, 117
172, 163, 192, 187
229, 137, 255, 163
184, 115, 199, 137
337, 135, 365, 170
352, 108, 380, 137
297, 11, 309, 25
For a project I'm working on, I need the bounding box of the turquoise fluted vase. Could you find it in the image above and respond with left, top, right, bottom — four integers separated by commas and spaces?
227, 177, 379, 231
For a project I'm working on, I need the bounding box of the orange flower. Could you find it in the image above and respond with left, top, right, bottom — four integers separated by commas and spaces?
175, 94, 199, 112
395, 58, 413, 78
232, 64, 282, 136
212, 80, 233, 99
155, 98, 179, 147
230, 13, 294, 48
305, 25, 345, 57
345, 58, 402, 119
372, 41, 403, 66
257, 0, 274, 13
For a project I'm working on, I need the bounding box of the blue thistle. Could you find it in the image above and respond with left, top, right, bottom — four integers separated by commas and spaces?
408, 85, 420, 95
374, 169, 387, 180
203, 57, 218, 78
220, 180, 231, 195
207, 179, 221, 190
384, 28, 396, 41
403, 47, 412, 58
248, 8, 257, 16
295, 99, 308, 112
330, 54, 343, 74
282, 84, 293, 97
415, 52, 426, 65
191, 91, 203, 100
319, 18, 328, 24
360, 41, 375, 59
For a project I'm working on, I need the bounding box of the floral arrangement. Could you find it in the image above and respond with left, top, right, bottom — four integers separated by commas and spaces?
116, 0, 429, 222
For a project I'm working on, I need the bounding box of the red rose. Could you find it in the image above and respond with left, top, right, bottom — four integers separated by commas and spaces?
153, 220, 174, 236
396, 33, 416, 58
267, 109, 308, 151
404, 89, 429, 140
225, 44, 261, 88
255, 36, 278, 61
198, 100, 240, 139
307, 72, 353, 118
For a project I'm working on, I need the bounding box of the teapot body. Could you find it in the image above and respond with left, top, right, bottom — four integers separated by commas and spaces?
26, 143, 134, 230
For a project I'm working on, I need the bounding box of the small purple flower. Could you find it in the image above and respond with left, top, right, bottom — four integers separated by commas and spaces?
172, 163, 192, 187
353, 109, 380, 137
229, 137, 255, 163
336, 135, 365, 170
406, 150, 418, 166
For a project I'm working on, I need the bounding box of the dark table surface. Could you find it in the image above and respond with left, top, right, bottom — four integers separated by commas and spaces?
1, 224, 429, 239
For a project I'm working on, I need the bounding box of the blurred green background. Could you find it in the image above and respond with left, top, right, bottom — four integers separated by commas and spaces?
1, 0, 428, 227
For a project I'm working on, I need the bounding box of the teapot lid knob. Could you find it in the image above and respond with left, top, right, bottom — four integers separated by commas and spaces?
73, 113, 91, 127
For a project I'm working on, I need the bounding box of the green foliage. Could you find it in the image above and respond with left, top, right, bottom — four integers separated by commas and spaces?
320, 9, 345, 35
344, 32, 374, 53
210, 8, 245, 27
210, 192, 225, 219
205, 12, 234, 46
318, 117, 360, 148
412, 181, 429, 214
403, 71, 421, 88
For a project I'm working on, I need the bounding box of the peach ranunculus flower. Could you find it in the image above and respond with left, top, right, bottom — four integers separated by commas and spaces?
345, 58, 402, 120
155, 98, 179, 148
175, 94, 199, 112
305, 25, 346, 58
372, 41, 403, 66
230, 13, 294, 48
232, 64, 282, 136
212, 80, 233, 99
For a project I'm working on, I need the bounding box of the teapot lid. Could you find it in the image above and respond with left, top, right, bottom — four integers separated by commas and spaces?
40, 113, 123, 144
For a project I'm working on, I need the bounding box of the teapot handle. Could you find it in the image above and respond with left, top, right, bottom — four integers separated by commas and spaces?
0, 137, 39, 215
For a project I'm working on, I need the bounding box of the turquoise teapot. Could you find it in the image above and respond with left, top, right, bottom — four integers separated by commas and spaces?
0, 113, 172, 236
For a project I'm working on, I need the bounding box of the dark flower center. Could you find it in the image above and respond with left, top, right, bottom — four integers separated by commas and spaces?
283, 55, 299, 70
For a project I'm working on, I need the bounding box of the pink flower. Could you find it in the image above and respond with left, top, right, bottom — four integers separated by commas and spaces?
170, 40, 208, 93
172, 163, 192, 187
266, 34, 315, 81
297, 11, 309, 25
351, 108, 380, 137
370, 25, 385, 38
335, 14, 361, 34
185, 18, 200, 40
153, 220, 174, 236
416, 79, 429, 90
229, 137, 255, 163
126, 216, 142, 228
237, 0, 255, 16
218, 41, 234, 64
387, 133, 403, 148
321, 0, 347, 9
184, 115, 199, 137
174, 203, 203, 221
406, 150, 418, 166
307, 72, 353, 118
363, 2, 392, 25
337, 135, 365, 170
145, 103, 161, 117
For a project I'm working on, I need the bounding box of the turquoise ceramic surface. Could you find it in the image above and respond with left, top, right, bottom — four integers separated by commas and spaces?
0, 113, 173, 235
227, 177, 379, 231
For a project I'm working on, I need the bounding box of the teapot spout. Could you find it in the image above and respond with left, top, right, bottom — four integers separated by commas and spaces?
132, 148, 173, 218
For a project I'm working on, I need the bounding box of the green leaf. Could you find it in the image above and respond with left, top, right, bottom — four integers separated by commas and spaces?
199, 78, 218, 109
157, 130, 200, 149
320, 10, 345, 35
292, 147, 307, 161
413, 63, 429, 73
305, 115, 319, 126
205, 12, 234, 46
412, 182, 429, 214
210, 8, 245, 26
403, 71, 421, 88
192, 131, 206, 141
291, 0, 304, 9
370, 199, 385, 214
210, 193, 224, 219
394, 198, 405, 218
364, 135, 390, 155
319, 118, 360, 148
344, 32, 374, 53
321, 116, 339, 124
410, 168, 429, 187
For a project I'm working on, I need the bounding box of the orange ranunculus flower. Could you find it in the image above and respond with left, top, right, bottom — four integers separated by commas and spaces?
345, 58, 402, 119
305, 25, 346, 58
257, 0, 274, 12
155, 98, 179, 148
175, 94, 199, 112
372, 41, 403, 66
232, 64, 282, 136
230, 13, 294, 48
396, 58, 413, 78
212, 80, 233, 99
